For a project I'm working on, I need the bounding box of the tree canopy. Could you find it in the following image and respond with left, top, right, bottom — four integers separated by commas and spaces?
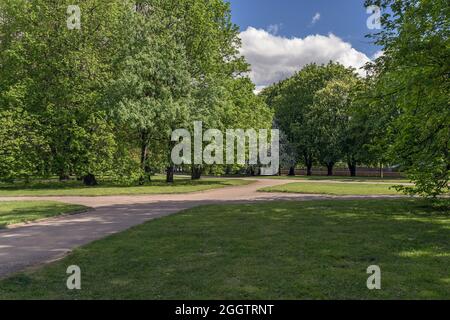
364, 0, 449, 197
0, 0, 273, 184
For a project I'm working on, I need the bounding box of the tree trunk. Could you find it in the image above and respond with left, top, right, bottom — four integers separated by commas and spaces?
306, 164, 313, 176
191, 165, 202, 180
139, 130, 149, 185
166, 166, 174, 183
348, 162, 357, 177
83, 173, 98, 186
145, 165, 152, 182
288, 166, 296, 176
304, 154, 313, 176
327, 163, 334, 176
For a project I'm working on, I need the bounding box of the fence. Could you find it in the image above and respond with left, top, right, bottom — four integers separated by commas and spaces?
280, 167, 404, 178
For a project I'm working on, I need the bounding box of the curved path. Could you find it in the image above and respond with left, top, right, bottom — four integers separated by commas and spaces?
0, 179, 405, 278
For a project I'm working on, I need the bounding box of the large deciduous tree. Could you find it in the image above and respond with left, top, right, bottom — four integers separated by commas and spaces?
307, 76, 360, 176
107, 3, 192, 184
0, 0, 133, 184
365, 0, 450, 197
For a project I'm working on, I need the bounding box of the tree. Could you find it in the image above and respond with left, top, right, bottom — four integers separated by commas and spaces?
115, 0, 260, 180
308, 77, 359, 176
107, 4, 192, 184
346, 78, 396, 177
0, 0, 133, 184
365, 0, 450, 197
223, 77, 274, 176
263, 62, 357, 176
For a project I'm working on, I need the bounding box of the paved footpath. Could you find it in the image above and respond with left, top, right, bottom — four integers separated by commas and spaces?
0, 179, 404, 278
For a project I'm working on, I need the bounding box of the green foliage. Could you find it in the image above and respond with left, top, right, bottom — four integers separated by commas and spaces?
263, 62, 365, 175
365, 0, 450, 197
0, 109, 49, 181
308, 77, 360, 171
107, 6, 193, 180
0, 0, 273, 184
0, 0, 133, 182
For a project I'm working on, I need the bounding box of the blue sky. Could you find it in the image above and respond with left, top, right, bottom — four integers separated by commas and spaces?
228, 0, 382, 90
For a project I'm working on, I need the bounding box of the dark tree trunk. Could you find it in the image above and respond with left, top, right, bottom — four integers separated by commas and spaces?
166, 166, 174, 183
191, 165, 202, 180
306, 164, 313, 176
326, 163, 334, 176
348, 162, 357, 177
140, 145, 148, 169
145, 165, 152, 182
139, 165, 152, 185
83, 174, 98, 186
304, 154, 313, 176
288, 166, 296, 176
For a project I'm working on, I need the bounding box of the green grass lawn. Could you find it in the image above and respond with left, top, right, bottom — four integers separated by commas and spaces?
1, 200, 448, 299
260, 182, 404, 195
0, 177, 251, 197
0, 201, 87, 228
261, 175, 411, 183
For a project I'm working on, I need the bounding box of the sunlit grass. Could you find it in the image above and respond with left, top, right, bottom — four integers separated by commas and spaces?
0, 201, 87, 228
0, 176, 252, 197
260, 182, 404, 195
261, 175, 410, 183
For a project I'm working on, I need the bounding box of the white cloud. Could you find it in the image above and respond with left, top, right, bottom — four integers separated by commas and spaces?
239, 27, 372, 90
372, 50, 384, 60
311, 12, 321, 25
266, 23, 282, 35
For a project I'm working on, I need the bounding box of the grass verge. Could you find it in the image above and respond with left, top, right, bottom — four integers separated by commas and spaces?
0, 201, 87, 228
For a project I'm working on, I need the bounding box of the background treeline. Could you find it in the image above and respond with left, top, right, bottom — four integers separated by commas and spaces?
0, 0, 272, 185
262, 0, 449, 198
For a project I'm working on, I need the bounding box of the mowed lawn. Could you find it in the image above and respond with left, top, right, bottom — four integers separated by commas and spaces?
260, 182, 404, 195
1, 200, 448, 299
0, 201, 87, 228
0, 177, 251, 197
